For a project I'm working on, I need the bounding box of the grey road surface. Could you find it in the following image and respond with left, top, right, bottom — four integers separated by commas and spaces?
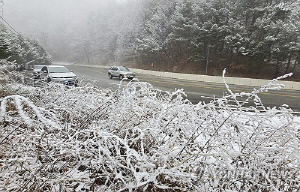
67, 64, 300, 113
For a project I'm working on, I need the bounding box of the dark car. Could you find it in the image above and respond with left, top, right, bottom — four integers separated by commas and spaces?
32, 65, 45, 79
108, 66, 135, 80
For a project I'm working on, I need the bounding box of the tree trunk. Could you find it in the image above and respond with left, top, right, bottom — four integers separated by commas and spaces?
291, 53, 299, 72
285, 53, 292, 74
274, 59, 280, 77
205, 44, 210, 74
83, 46, 90, 64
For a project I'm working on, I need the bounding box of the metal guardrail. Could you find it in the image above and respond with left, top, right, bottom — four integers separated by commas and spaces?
131, 68, 300, 91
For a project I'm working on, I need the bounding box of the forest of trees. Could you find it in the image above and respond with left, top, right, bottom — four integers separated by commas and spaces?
57, 0, 298, 78
0, 23, 51, 69
3, 0, 300, 78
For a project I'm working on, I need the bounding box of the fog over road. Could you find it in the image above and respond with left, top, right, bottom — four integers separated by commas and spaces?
67, 64, 300, 114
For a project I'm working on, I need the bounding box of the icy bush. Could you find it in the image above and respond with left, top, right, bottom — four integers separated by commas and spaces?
0, 59, 26, 88
0, 70, 300, 191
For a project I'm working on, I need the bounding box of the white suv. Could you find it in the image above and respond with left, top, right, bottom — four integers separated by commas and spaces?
108, 66, 135, 80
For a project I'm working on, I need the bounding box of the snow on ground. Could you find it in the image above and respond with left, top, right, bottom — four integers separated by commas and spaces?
1, 61, 300, 191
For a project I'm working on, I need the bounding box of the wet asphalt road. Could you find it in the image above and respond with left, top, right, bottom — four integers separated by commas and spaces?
67, 64, 300, 114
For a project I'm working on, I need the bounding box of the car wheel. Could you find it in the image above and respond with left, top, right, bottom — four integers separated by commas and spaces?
119, 75, 123, 80
109, 73, 112, 79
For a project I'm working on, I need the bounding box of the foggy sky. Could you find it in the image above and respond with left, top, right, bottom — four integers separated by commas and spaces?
3, 0, 127, 38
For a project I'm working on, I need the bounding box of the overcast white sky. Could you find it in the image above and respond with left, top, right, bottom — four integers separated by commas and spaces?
3, 0, 127, 37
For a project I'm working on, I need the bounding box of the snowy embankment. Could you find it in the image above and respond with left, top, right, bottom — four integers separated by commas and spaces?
1, 61, 300, 191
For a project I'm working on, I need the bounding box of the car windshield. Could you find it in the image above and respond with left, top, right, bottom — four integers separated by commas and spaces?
48, 67, 70, 73
119, 66, 130, 71
34, 65, 44, 69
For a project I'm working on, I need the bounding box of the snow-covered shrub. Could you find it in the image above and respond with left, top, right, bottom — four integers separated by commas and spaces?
0, 59, 17, 81
0, 59, 27, 87
0, 71, 299, 191
0, 60, 24, 98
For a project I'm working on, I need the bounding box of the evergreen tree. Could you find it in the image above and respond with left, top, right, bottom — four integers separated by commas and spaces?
0, 23, 51, 69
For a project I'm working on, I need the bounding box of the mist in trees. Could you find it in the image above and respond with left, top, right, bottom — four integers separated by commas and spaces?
0, 24, 51, 69
3, 0, 300, 78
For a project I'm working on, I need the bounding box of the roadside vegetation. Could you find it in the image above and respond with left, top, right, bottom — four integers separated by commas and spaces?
1, 60, 299, 191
